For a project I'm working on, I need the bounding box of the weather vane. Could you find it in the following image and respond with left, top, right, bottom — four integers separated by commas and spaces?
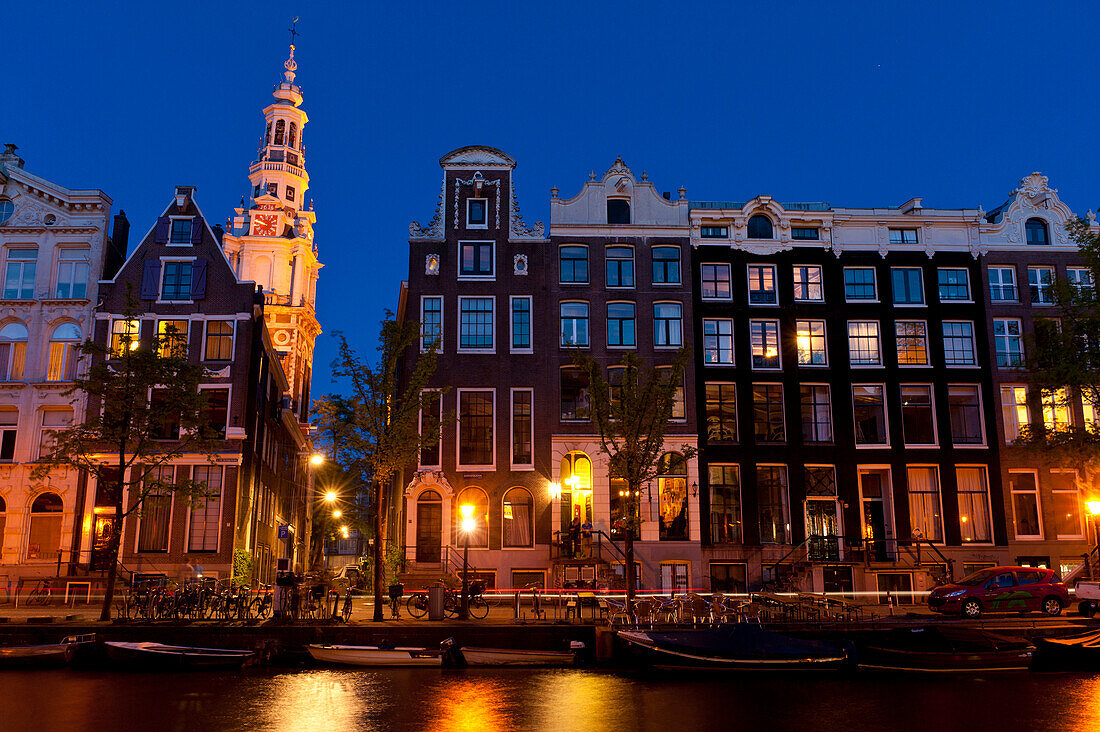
288, 16, 300, 45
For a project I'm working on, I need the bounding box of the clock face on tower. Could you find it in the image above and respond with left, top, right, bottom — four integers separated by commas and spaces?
252, 214, 279, 236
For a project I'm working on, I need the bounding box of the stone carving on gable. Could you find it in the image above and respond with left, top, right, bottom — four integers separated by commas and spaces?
409, 185, 445, 240
454, 171, 501, 230
405, 469, 454, 497
513, 254, 528, 275
999, 172, 1073, 247
10, 197, 63, 227
509, 185, 545, 240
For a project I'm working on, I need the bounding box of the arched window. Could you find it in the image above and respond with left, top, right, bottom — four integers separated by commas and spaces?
265, 122, 272, 146
274, 120, 286, 146
560, 452, 592, 535
288, 122, 298, 149
1026, 218, 1049, 245
455, 487, 488, 548
415, 489, 442, 563
28, 492, 63, 561
607, 199, 631, 225
747, 215, 774, 239
46, 323, 81, 382
0, 322, 28, 382
658, 452, 688, 541
503, 488, 533, 547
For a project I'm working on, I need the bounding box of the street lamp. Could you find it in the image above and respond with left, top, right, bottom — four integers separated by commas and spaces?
459, 503, 475, 620
333, 509, 342, 519
1087, 501, 1100, 565
324, 490, 337, 503
310, 452, 325, 466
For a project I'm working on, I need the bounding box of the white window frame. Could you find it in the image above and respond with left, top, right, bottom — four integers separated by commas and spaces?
1028, 265, 1055, 306
899, 383, 938, 448
993, 318, 1024, 368
54, 247, 90, 300
458, 240, 495, 281
1067, 267, 1095, 293
847, 320, 882, 367
167, 216, 196, 246
653, 301, 683, 349
457, 295, 496, 354
1000, 384, 1030, 444
890, 266, 926, 306
1051, 468, 1084, 540
941, 320, 977, 368
186, 464, 225, 553
853, 383, 890, 448
895, 319, 929, 367
702, 318, 734, 365
509, 295, 532, 354
800, 383, 833, 443
749, 319, 782, 370
606, 300, 636, 350
466, 197, 489, 230
936, 267, 972, 302
747, 263, 778, 306
197, 384, 232, 438
417, 389, 443, 470
905, 464, 944, 544
605, 245, 635, 289
888, 228, 919, 245
420, 295, 444, 354
201, 318, 236, 362
700, 263, 733, 301
157, 256, 197, 305
752, 383, 786, 443
843, 267, 878, 302
1008, 469, 1044, 540
792, 265, 824, 302
510, 387, 535, 470
559, 300, 590, 349
955, 464, 993, 545
988, 266, 1018, 302
948, 384, 986, 448
456, 388, 496, 471
135, 465, 176, 554
2, 247, 37, 300
795, 319, 828, 367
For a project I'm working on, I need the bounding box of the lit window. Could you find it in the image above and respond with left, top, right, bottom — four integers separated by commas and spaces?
0, 322, 27, 381
895, 321, 928, 365
156, 320, 188, 359
848, 321, 881, 366
110, 319, 140, 357
907, 466, 942, 542
708, 465, 741, 544
188, 466, 223, 552
703, 319, 733, 365
748, 265, 777, 304
750, 320, 780, 369
795, 320, 827, 366
204, 321, 234, 361
793, 266, 823, 301
1041, 387, 1073, 431
1000, 385, 1029, 443
1050, 471, 1083, 538
757, 465, 789, 544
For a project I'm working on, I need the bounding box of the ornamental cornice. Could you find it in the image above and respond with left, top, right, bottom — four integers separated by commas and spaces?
409, 184, 445, 241
509, 183, 545, 240
405, 469, 454, 496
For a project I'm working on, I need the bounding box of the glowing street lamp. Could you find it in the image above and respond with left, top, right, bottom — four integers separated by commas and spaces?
459, 503, 475, 620
310, 452, 325, 466
324, 490, 337, 504
1087, 501, 1100, 516
333, 510, 342, 519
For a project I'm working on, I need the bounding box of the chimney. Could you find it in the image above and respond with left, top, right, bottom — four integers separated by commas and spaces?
0, 143, 25, 170
662, 191, 671, 200
174, 185, 197, 211
103, 210, 130, 280
212, 223, 224, 244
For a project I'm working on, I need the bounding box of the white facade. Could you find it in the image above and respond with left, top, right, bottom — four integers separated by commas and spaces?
0, 144, 113, 576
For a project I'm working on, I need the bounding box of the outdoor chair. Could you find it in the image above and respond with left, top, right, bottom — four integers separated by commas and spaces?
632, 599, 656, 629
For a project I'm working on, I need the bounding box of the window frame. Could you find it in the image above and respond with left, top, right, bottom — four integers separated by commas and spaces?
993, 318, 1024, 368
202, 319, 236, 362
418, 389, 443, 469
853, 383, 890, 447
653, 301, 683, 349
800, 383, 833, 444
605, 246, 635, 289
700, 225, 729, 239
158, 257, 195, 303
456, 388, 496, 470
947, 384, 986, 448
752, 382, 786, 444
168, 216, 195, 246
941, 320, 977, 367
937, 267, 972, 302
458, 240, 495, 280
749, 319, 782, 370
1050, 468, 1084, 539
559, 244, 589, 285
795, 319, 828, 367
3, 247, 38, 300
652, 246, 682, 285
847, 320, 882, 367
702, 318, 734, 365
906, 464, 944, 543
890, 266, 925, 306
1008, 469, 1044, 540
700, 263, 732, 301
54, 247, 90, 300
988, 266, 1018, 302
792, 265, 824, 302
510, 387, 534, 470
420, 295, 443, 353
956, 465, 993, 544
509, 295, 532, 354
888, 228, 919, 245
457, 295, 496, 353
1028, 265, 1055, 305
559, 300, 590, 348
466, 198, 488, 230
198, 384, 231, 440
136, 467, 175, 553
895, 320, 929, 367
704, 382, 738, 443
900, 383, 938, 448
1000, 384, 1030, 444
747, 263, 778, 305
606, 301, 636, 349
843, 267, 878, 302
186, 464, 224, 553
707, 464, 743, 545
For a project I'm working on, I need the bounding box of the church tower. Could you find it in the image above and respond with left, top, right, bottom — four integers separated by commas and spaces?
223, 43, 322, 423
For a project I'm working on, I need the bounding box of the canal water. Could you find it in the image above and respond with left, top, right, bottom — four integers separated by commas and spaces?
3, 667, 1100, 731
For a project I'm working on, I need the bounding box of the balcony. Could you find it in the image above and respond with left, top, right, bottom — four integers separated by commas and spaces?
250, 160, 305, 179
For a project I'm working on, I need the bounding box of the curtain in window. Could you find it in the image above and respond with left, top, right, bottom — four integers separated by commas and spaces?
907, 467, 942, 542
502, 489, 533, 547
455, 487, 488, 547
189, 467, 222, 552
138, 492, 172, 552
956, 468, 991, 542
27, 493, 63, 560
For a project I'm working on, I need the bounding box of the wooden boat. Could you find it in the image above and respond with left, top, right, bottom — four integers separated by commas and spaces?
858, 627, 1034, 672
1034, 629, 1100, 670
104, 641, 256, 670
0, 634, 96, 669
307, 644, 442, 667
617, 626, 852, 671
441, 639, 584, 667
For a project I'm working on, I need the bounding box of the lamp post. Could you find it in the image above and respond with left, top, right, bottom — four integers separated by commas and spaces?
459, 503, 475, 620
1087, 501, 1100, 579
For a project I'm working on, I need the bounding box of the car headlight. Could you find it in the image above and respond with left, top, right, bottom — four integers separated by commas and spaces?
943, 589, 967, 598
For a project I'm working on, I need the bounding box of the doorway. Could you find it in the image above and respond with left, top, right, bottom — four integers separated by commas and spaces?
91, 515, 116, 571
806, 499, 841, 561
859, 469, 893, 561
415, 490, 442, 563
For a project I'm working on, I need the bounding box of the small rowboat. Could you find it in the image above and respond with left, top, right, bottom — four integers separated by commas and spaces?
441, 639, 585, 667
0, 634, 97, 669
307, 644, 442, 667
858, 627, 1034, 672
618, 626, 852, 671
1034, 630, 1100, 670
104, 641, 257, 670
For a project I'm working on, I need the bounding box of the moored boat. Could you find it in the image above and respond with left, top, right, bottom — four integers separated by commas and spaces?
307, 644, 442, 667
0, 634, 96, 669
617, 625, 852, 671
104, 641, 256, 670
858, 627, 1034, 672
440, 638, 585, 667
1034, 629, 1100, 670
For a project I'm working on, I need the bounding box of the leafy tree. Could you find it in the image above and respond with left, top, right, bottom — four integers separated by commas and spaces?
34, 299, 218, 621
313, 316, 442, 621
574, 349, 697, 606
1018, 217, 1100, 486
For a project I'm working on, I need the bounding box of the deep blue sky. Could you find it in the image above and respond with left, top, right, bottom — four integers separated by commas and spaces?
8, 2, 1100, 393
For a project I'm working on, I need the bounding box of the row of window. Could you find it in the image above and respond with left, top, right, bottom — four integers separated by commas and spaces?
108, 318, 235, 361
699, 217, 821, 241
1000, 385, 1100, 442
0, 322, 81, 383
0, 407, 73, 462
1008, 469, 1088, 541
419, 389, 534, 470
989, 264, 1093, 304
414, 486, 535, 548
0, 247, 90, 300
132, 465, 225, 553
559, 245, 682, 286
707, 463, 993, 546
703, 381, 984, 448
702, 317, 980, 369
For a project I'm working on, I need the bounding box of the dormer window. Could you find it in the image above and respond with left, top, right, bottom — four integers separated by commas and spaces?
701, 226, 729, 239
747, 215, 773, 239
169, 218, 193, 244
607, 199, 631, 225
467, 198, 488, 229
1026, 218, 1049, 245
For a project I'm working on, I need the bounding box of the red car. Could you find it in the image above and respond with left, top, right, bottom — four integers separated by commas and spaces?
927, 566, 1069, 618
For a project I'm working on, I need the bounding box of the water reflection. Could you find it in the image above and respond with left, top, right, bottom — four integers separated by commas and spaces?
422, 676, 517, 731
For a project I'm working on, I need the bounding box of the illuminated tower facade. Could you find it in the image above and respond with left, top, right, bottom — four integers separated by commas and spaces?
223, 44, 321, 422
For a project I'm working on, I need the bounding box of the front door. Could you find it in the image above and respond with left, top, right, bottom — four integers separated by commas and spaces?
806, 499, 841, 561
91, 516, 115, 571
859, 471, 890, 561
416, 501, 442, 564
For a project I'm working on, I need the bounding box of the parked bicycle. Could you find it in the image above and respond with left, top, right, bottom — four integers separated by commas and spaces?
25, 578, 53, 606
405, 580, 488, 619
